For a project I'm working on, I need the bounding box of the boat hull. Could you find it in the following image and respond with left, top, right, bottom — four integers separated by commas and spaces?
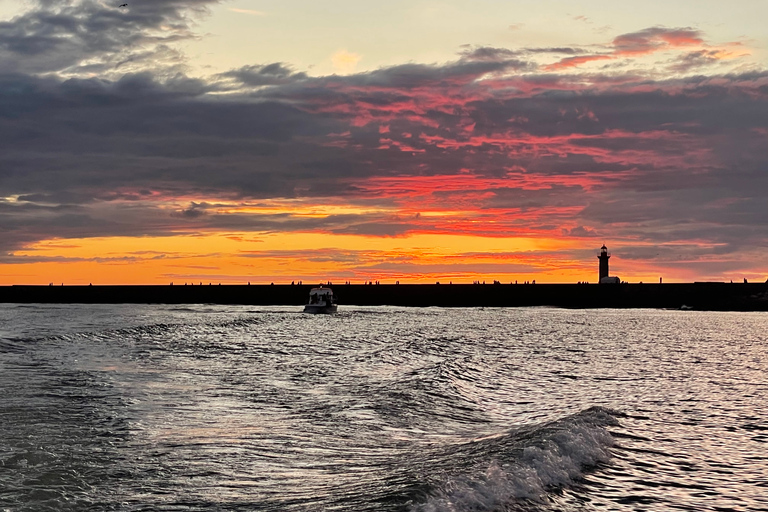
303, 304, 338, 314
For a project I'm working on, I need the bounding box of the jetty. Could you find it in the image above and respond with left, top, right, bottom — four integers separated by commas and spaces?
1, 282, 767, 311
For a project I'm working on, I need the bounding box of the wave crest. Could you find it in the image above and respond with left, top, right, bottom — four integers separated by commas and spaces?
412, 406, 619, 511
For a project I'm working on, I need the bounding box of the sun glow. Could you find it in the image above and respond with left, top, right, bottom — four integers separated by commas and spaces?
1, 231, 601, 285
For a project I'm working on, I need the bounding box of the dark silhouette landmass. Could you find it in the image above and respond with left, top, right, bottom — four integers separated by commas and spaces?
2, 283, 768, 311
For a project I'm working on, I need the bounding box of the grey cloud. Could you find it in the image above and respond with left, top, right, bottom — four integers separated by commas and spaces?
612, 26, 703, 54
218, 63, 308, 87
0, 196, 417, 253
330, 222, 414, 237
301, 58, 534, 91
668, 50, 729, 73
361, 261, 542, 276
0, 17, 766, 275
524, 47, 584, 55
0, 0, 220, 74
0, 252, 181, 265
459, 46, 522, 62
562, 226, 599, 237
172, 201, 209, 218
239, 248, 368, 261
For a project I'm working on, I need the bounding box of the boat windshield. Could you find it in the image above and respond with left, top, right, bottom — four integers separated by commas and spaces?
308, 289, 333, 304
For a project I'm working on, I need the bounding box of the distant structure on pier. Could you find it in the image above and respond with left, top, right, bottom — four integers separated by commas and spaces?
598, 244, 620, 284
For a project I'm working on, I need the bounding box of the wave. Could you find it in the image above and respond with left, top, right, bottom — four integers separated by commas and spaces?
410, 406, 620, 511
9, 315, 268, 345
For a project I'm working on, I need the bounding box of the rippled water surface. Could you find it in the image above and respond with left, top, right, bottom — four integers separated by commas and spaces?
1, 304, 767, 511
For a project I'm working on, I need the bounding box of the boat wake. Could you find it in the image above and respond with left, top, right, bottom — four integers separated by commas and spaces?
410, 406, 620, 511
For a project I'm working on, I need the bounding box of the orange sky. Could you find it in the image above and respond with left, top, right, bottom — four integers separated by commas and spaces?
0, 233, 631, 285
1, 2, 767, 285
2, 207, 751, 285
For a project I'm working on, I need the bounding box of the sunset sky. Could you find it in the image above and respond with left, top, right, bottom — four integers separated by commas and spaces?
1, 0, 767, 284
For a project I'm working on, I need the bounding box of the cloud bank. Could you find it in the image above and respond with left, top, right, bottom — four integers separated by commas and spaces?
1, 1, 767, 281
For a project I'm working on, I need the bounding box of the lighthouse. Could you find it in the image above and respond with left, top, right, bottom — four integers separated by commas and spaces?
598, 244, 610, 282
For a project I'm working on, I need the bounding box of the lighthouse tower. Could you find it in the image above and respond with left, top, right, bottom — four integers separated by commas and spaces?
598, 244, 610, 281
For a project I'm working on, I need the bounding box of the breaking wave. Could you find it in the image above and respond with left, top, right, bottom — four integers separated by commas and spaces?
411, 406, 620, 511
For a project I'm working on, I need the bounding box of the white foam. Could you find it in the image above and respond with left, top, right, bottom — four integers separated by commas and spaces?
412, 407, 617, 511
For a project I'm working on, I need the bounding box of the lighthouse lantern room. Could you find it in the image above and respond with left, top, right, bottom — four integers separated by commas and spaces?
598, 244, 611, 282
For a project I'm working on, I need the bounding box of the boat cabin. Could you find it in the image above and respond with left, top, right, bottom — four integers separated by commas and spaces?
307, 287, 335, 304
304, 287, 338, 313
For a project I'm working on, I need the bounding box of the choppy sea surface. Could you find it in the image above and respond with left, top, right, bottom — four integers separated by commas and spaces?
1, 304, 766, 511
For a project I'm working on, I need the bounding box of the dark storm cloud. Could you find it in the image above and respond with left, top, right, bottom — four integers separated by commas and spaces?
2, 66, 768, 253
257, 67, 768, 255
0, 0, 220, 73
0, 193, 418, 257
0, 199, 171, 253
0, 71, 342, 208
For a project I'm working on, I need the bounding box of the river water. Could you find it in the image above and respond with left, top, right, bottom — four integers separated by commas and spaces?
0, 304, 766, 511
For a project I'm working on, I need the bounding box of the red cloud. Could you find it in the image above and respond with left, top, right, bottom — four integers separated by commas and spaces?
544, 54, 612, 71
613, 27, 704, 56
545, 27, 707, 70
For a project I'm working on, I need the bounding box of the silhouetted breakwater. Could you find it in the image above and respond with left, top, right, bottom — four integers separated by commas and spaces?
2, 283, 768, 311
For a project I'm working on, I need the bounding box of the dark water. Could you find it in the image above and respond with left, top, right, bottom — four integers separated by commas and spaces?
1, 305, 766, 511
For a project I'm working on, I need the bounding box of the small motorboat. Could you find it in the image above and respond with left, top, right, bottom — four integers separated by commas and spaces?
303, 287, 338, 314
